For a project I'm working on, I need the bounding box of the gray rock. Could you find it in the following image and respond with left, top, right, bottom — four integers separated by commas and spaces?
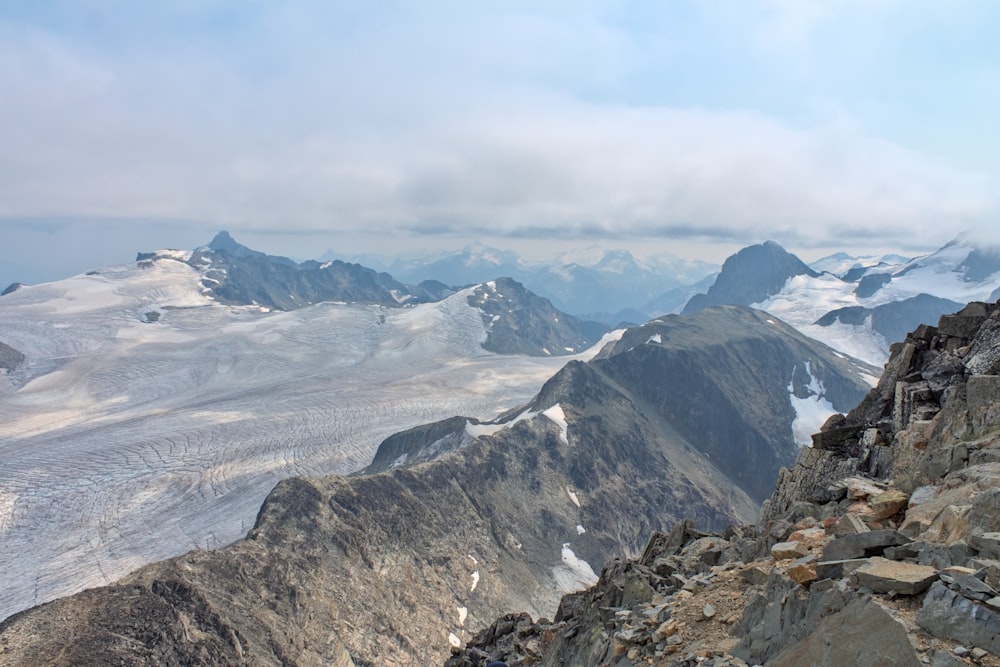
967, 376, 1000, 410
768, 597, 922, 667
917, 581, 1000, 654
969, 532, 1000, 559
939, 571, 998, 602
822, 530, 909, 562
930, 649, 966, 667
850, 557, 938, 595
815, 558, 870, 581
832, 513, 870, 537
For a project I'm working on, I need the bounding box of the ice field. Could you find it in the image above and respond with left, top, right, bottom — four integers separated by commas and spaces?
0, 257, 597, 620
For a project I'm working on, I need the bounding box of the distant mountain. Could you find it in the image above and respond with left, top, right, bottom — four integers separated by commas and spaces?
815, 294, 964, 351
809, 251, 911, 278
146, 231, 442, 310
353, 243, 718, 318
0, 307, 875, 666
0, 241, 620, 623
642, 273, 718, 318
468, 278, 608, 356
682, 241, 819, 314
756, 238, 1000, 365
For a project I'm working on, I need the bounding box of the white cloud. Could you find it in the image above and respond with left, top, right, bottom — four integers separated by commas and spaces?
0, 2, 996, 259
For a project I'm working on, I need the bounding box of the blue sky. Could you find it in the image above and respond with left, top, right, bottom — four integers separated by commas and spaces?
1, 1, 998, 285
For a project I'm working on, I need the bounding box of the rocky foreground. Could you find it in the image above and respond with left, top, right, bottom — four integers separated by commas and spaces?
447, 301, 1000, 666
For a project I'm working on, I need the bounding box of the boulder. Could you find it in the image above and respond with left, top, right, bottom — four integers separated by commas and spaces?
822, 530, 909, 562
771, 541, 808, 561
786, 555, 818, 586
870, 490, 911, 520
768, 597, 922, 667
831, 513, 870, 537
918, 581, 1000, 654
850, 557, 938, 595
938, 570, 998, 602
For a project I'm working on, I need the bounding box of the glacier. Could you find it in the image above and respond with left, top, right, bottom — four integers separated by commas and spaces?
0, 257, 609, 621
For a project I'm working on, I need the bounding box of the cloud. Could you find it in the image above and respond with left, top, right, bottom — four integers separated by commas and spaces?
0, 1, 996, 260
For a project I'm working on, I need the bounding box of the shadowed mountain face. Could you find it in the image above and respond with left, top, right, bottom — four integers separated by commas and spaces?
682, 241, 819, 315
0, 307, 874, 666
815, 294, 964, 350
469, 278, 608, 356
168, 231, 436, 310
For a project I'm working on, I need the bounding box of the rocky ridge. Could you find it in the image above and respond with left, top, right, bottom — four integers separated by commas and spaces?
446, 301, 1000, 666
0, 306, 870, 666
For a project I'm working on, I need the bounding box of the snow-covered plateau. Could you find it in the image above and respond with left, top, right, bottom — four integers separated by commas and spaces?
0, 257, 610, 621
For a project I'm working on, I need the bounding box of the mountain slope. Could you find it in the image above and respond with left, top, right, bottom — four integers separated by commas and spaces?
469, 278, 608, 355
451, 299, 1000, 667
167, 231, 438, 310
682, 241, 819, 315
759, 239, 1000, 365
0, 306, 874, 666
0, 254, 607, 622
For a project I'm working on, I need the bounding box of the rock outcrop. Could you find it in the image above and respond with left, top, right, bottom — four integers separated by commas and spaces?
0, 340, 23, 371
447, 301, 1000, 666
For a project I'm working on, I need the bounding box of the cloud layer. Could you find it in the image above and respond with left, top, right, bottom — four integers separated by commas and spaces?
0, 1, 997, 259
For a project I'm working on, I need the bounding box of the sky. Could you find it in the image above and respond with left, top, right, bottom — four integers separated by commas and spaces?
2, 0, 999, 286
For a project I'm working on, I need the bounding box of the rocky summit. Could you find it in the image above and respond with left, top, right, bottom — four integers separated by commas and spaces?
0, 305, 871, 666
447, 300, 1000, 666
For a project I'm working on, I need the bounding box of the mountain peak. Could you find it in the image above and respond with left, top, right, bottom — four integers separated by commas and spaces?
206, 231, 264, 260
682, 241, 818, 314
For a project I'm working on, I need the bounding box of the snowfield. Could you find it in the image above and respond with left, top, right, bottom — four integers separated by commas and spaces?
0, 258, 605, 621
758, 242, 1000, 365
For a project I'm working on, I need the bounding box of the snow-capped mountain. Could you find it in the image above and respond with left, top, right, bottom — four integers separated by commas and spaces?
690, 239, 1000, 366
344, 243, 718, 319
682, 241, 819, 315
0, 305, 876, 665
809, 251, 911, 278
166, 231, 443, 310
0, 241, 611, 622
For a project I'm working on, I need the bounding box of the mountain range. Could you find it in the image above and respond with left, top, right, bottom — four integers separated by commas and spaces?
0, 235, 609, 622
0, 304, 875, 665
3, 231, 1000, 665
332, 243, 719, 323
682, 239, 1000, 365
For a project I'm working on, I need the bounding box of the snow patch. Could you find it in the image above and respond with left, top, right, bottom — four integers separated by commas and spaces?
470, 570, 480, 592
576, 524, 586, 535
552, 543, 599, 593
457, 606, 468, 626
448, 633, 462, 648
566, 487, 581, 508
464, 409, 536, 438
542, 404, 569, 445
647, 333, 662, 344
788, 361, 836, 447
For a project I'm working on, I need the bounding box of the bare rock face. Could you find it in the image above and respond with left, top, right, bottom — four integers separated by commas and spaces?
448, 300, 1000, 666
0, 340, 23, 371
769, 598, 922, 667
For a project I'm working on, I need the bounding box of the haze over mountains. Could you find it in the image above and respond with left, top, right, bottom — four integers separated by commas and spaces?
330, 243, 719, 324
